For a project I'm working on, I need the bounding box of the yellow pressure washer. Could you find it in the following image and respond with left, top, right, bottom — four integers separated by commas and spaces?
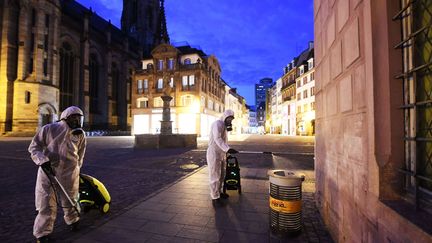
79, 174, 111, 214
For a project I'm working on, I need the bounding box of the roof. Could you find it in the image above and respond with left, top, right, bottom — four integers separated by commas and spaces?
60, 0, 139, 48
176, 45, 207, 57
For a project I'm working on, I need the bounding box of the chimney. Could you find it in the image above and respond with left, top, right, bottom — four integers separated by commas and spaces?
309, 41, 314, 50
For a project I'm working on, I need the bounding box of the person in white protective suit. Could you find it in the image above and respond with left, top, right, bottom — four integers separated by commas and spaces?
206, 109, 238, 207
28, 106, 86, 242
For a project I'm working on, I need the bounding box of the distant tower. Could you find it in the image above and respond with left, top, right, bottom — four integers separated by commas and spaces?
121, 0, 161, 56
255, 78, 273, 127
154, 0, 170, 45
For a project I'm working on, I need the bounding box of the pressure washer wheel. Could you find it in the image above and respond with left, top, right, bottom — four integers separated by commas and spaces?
101, 203, 110, 213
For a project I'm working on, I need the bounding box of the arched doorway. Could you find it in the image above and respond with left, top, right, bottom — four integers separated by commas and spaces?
38, 103, 57, 127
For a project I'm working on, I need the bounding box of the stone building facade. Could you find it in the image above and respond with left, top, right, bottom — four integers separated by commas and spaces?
295, 44, 315, 136
0, 0, 161, 135
281, 61, 297, 136
315, 0, 432, 241
132, 43, 226, 137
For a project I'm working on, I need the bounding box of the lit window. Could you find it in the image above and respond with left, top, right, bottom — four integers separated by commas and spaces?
137, 79, 143, 93
137, 97, 148, 108
308, 58, 314, 70
182, 76, 188, 86
181, 95, 193, 106
189, 75, 195, 86
170, 77, 174, 87
157, 78, 163, 89
201, 96, 205, 106
168, 58, 174, 70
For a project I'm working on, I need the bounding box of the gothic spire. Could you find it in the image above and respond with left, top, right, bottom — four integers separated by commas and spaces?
155, 0, 170, 45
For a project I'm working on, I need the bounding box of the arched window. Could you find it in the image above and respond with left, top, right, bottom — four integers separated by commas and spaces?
59, 42, 74, 111
184, 58, 191, 65
89, 54, 99, 113
111, 62, 120, 115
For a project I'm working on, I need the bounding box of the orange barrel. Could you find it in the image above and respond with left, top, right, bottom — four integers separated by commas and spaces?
268, 170, 305, 236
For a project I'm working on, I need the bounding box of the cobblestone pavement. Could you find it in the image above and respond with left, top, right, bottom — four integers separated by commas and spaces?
0, 135, 330, 242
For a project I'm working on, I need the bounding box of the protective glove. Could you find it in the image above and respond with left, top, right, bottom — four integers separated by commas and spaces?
41, 161, 55, 176
227, 148, 239, 154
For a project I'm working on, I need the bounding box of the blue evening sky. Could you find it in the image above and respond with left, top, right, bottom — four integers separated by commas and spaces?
76, 0, 314, 105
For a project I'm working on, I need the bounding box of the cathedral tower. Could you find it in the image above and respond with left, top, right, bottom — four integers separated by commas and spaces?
121, 0, 163, 56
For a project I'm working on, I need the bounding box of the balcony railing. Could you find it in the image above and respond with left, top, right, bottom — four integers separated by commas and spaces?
135, 68, 153, 75
179, 63, 202, 70
137, 88, 149, 94
182, 85, 196, 91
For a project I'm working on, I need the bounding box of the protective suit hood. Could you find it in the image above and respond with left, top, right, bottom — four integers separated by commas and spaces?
221, 109, 234, 121
60, 106, 83, 120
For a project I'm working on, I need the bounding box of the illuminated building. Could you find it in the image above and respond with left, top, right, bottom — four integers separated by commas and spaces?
132, 43, 226, 136
281, 60, 297, 136
295, 42, 314, 136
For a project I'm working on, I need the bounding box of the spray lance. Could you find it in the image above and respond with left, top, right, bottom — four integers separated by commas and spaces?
41, 164, 81, 216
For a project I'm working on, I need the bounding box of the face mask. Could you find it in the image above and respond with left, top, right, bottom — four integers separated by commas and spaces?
225, 116, 233, 131
65, 115, 84, 135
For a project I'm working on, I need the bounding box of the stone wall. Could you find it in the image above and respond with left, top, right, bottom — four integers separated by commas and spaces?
314, 0, 432, 242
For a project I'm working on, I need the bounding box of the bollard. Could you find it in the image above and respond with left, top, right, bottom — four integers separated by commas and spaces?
268, 170, 305, 236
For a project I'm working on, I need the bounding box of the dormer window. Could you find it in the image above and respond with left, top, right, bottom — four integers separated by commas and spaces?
308, 58, 314, 70
184, 58, 191, 65
299, 65, 304, 75
157, 60, 163, 70
147, 63, 153, 70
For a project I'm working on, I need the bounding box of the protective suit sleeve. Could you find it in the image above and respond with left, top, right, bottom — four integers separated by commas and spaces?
78, 136, 86, 168
212, 122, 230, 152
28, 126, 50, 166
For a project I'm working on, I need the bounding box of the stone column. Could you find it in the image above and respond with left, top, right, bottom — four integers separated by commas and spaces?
81, 10, 90, 125
160, 95, 172, 134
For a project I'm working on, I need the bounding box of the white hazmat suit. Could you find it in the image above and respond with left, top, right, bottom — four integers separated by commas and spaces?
206, 109, 234, 200
28, 106, 86, 239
